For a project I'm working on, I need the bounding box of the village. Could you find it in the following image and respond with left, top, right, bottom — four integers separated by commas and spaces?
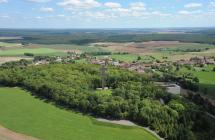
33, 50, 215, 74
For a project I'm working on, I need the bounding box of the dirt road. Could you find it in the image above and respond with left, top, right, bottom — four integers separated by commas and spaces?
0, 125, 39, 140
96, 118, 164, 140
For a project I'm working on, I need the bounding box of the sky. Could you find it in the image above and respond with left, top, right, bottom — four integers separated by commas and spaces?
0, 0, 215, 28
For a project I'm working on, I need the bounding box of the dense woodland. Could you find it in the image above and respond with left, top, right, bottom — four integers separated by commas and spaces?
1, 29, 215, 45
0, 63, 214, 140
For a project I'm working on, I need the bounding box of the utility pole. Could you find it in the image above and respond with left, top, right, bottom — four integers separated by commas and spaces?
100, 59, 108, 90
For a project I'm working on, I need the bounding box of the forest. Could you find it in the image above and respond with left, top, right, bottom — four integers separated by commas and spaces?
0, 63, 214, 140
1, 29, 215, 45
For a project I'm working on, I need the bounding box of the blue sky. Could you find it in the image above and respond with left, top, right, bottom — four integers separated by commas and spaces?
0, 0, 215, 28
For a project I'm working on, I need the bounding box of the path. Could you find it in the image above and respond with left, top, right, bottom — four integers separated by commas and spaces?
206, 112, 215, 120
0, 125, 39, 140
96, 118, 164, 140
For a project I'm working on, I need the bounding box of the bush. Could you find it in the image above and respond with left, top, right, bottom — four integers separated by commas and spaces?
24, 53, 34, 57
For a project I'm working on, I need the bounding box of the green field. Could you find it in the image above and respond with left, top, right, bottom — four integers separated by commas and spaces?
37, 44, 105, 53
0, 87, 158, 140
0, 48, 66, 56
111, 54, 138, 62
157, 44, 215, 52
194, 71, 215, 99
179, 65, 215, 99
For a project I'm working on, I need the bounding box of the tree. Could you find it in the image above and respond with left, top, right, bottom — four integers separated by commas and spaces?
204, 88, 208, 95
137, 56, 141, 61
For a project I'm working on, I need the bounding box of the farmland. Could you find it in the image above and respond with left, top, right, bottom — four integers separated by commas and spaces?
0, 87, 158, 140
0, 48, 65, 56
93, 41, 215, 62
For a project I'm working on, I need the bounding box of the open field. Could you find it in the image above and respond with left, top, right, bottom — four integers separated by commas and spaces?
96, 41, 215, 61
96, 41, 215, 53
178, 65, 215, 99
0, 87, 158, 140
35, 44, 105, 53
0, 48, 66, 56
194, 71, 215, 99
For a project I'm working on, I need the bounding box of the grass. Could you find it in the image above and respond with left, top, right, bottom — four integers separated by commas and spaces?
37, 44, 105, 53
0, 42, 22, 47
95, 89, 112, 95
194, 71, 215, 99
178, 65, 215, 99
0, 48, 66, 56
0, 87, 158, 140
108, 54, 139, 62
157, 44, 215, 52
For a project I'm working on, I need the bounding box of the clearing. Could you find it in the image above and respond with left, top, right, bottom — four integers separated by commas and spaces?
0, 87, 158, 140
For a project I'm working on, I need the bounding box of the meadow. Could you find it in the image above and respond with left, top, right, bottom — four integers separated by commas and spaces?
0, 87, 158, 140
35, 44, 105, 53
179, 65, 215, 99
193, 71, 215, 99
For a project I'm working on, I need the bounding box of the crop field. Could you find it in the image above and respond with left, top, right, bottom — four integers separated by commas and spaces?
0, 87, 158, 140
157, 43, 215, 52
97, 42, 215, 61
110, 54, 139, 62
36, 44, 105, 53
0, 48, 66, 56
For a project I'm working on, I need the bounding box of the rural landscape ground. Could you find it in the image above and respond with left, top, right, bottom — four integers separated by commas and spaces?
0, 28, 215, 140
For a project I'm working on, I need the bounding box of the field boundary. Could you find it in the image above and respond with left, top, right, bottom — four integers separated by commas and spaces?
0, 125, 39, 140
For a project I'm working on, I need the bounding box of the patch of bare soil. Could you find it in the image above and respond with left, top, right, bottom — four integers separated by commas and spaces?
0, 37, 23, 40
0, 125, 39, 140
0, 57, 32, 64
95, 41, 190, 54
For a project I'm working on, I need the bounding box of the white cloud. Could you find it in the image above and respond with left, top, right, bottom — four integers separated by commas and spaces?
184, 3, 202, 9
58, 0, 101, 10
0, 15, 9, 18
57, 14, 65, 17
0, 0, 7, 3
151, 11, 171, 16
35, 16, 43, 19
104, 2, 121, 9
27, 0, 51, 3
210, 2, 215, 7
178, 10, 202, 15
40, 7, 54, 12
129, 2, 146, 11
